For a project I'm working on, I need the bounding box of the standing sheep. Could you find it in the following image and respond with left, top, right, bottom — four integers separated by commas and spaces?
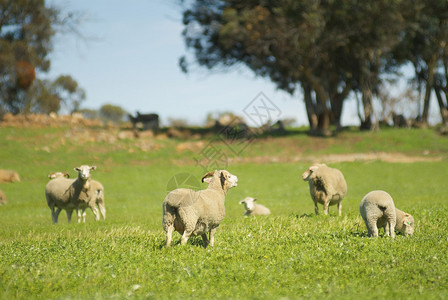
302, 164, 347, 216
239, 197, 271, 216
0, 169, 20, 183
45, 165, 97, 224
360, 190, 415, 237
76, 179, 106, 223
162, 170, 238, 248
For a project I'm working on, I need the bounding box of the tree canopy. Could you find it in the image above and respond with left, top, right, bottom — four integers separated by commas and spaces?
180, 0, 448, 133
0, 0, 83, 115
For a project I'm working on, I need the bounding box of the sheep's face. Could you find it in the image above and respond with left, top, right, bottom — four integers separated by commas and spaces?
302, 165, 317, 181
239, 197, 255, 211
221, 170, 238, 188
74, 165, 96, 181
402, 214, 415, 236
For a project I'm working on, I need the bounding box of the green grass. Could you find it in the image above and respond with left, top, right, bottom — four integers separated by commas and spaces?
0, 126, 448, 299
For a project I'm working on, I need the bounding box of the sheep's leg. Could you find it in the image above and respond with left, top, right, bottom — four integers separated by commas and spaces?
82, 208, 87, 223
77, 209, 82, 223
201, 233, 209, 248
313, 199, 319, 215
165, 224, 174, 247
209, 228, 217, 247
387, 218, 396, 238
98, 202, 106, 220
180, 230, 192, 246
323, 201, 330, 215
89, 203, 100, 221
337, 201, 342, 216
66, 209, 73, 223
53, 207, 62, 224
367, 218, 379, 237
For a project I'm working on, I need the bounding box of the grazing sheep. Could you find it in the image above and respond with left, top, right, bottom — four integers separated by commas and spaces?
0, 189, 6, 205
239, 197, 271, 216
0, 169, 20, 183
45, 165, 97, 224
359, 190, 415, 237
162, 170, 238, 248
302, 164, 347, 216
48, 171, 70, 179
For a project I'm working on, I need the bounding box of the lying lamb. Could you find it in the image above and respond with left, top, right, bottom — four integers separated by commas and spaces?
359, 190, 415, 237
239, 197, 271, 216
163, 170, 238, 248
0, 169, 20, 183
302, 163, 347, 216
45, 165, 100, 224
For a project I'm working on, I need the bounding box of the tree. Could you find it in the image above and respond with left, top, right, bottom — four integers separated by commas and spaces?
25, 75, 85, 114
99, 104, 127, 124
0, 0, 81, 114
180, 0, 407, 134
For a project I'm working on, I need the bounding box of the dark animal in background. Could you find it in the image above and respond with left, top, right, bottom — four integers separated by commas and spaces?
128, 112, 159, 132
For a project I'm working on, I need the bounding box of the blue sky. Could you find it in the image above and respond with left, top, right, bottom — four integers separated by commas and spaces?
46, 0, 438, 127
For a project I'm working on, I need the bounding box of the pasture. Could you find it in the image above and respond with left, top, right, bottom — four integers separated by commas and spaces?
0, 126, 447, 299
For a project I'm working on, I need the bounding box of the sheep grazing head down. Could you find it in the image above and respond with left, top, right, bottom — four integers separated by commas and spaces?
402, 214, 415, 236
74, 165, 96, 181
201, 170, 238, 190
301, 163, 326, 181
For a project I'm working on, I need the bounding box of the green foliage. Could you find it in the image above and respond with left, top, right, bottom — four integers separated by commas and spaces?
0, 1, 83, 114
99, 104, 128, 124
0, 127, 447, 299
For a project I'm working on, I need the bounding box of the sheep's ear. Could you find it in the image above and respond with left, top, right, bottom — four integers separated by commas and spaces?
74, 167, 80, 172
64, 172, 70, 178
90, 166, 97, 171
48, 173, 54, 179
201, 171, 215, 183
239, 200, 244, 205
404, 213, 410, 217
309, 165, 319, 172
253, 198, 258, 202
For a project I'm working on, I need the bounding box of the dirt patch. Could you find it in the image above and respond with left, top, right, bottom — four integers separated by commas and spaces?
228, 152, 442, 164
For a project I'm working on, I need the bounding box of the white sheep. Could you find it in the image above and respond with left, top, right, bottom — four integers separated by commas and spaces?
0, 169, 20, 183
76, 179, 106, 222
239, 197, 271, 216
162, 170, 238, 248
45, 165, 98, 224
360, 190, 415, 237
0, 189, 6, 205
302, 163, 347, 216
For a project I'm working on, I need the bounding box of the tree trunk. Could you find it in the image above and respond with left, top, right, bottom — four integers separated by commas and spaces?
303, 84, 318, 131
304, 71, 332, 136
434, 85, 448, 126
421, 55, 437, 125
330, 82, 351, 130
360, 84, 374, 130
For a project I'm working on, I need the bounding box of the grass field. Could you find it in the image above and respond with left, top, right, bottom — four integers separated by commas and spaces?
0, 126, 447, 299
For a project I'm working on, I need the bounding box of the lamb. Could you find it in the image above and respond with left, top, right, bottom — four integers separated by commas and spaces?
162, 170, 238, 248
0, 169, 20, 183
45, 165, 98, 224
301, 163, 347, 216
76, 179, 106, 223
239, 197, 271, 216
359, 190, 415, 237
0, 189, 6, 205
